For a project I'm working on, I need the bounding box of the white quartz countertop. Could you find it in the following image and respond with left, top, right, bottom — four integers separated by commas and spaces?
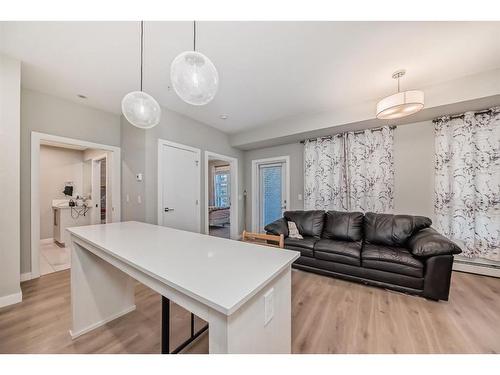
67, 221, 299, 315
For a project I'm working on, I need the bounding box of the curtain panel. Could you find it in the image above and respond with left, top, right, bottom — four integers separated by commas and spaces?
346, 127, 394, 212
304, 126, 395, 213
434, 107, 500, 260
304, 135, 347, 211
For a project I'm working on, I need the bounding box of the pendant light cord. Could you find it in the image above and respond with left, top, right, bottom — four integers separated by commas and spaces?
140, 20, 144, 92
193, 20, 196, 51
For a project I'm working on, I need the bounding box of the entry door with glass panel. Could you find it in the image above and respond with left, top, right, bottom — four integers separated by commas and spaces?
258, 162, 287, 232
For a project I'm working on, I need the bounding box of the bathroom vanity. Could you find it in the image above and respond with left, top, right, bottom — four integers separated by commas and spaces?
53, 200, 91, 246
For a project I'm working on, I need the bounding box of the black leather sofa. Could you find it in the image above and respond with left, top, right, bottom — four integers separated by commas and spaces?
265, 210, 462, 301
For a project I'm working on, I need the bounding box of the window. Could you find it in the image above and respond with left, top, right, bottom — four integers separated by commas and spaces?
214, 166, 231, 207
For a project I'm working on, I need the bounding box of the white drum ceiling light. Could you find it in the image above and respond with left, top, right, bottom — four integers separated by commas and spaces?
376, 70, 424, 120
170, 21, 219, 106
121, 21, 161, 129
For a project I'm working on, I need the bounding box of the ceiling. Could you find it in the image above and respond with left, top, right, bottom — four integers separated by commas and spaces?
2, 21, 500, 134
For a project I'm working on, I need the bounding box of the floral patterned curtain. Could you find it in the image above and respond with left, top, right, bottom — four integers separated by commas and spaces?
346, 127, 395, 213
304, 135, 347, 210
434, 107, 500, 260
304, 126, 395, 213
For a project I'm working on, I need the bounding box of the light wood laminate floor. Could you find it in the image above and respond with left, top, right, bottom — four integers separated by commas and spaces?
0, 269, 499, 354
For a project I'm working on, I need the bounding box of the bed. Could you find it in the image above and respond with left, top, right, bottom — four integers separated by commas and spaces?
208, 206, 230, 227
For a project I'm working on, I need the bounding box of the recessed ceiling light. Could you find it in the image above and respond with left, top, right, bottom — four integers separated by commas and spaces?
220, 114, 229, 120
77, 94, 87, 99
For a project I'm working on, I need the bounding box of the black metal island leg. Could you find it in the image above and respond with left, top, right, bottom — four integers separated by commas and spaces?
161, 296, 209, 354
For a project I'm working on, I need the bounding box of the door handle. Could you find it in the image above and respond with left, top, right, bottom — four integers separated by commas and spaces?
164, 207, 175, 212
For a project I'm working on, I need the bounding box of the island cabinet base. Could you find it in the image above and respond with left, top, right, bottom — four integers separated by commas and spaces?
69, 233, 293, 354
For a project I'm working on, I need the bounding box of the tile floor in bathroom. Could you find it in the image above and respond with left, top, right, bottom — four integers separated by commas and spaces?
39, 238, 71, 275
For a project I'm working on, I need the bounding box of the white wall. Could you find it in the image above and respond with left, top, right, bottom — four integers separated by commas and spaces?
0, 54, 21, 307
121, 118, 146, 223
20, 89, 121, 274
121, 106, 245, 234
145, 110, 245, 234
39, 145, 84, 239
243, 121, 437, 229
393, 121, 435, 222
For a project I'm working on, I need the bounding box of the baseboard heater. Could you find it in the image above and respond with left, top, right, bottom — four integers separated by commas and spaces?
453, 258, 500, 278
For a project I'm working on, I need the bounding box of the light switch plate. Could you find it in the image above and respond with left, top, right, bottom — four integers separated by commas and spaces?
264, 288, 274, 326
298, 194, 303, 201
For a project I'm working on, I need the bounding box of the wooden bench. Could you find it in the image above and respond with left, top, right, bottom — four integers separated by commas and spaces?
241, 230, 284, 249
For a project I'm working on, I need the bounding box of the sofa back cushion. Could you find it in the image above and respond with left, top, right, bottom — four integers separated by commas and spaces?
322, 211, 364, 241
364, 212, 432, 247
284, 210, 325, 238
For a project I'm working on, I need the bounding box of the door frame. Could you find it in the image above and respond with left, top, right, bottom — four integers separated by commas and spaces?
91, 154, 111, 224
204, 151, 239, 240
251, 156, 290, 233
157, 139, 201, 232
30, 132, 121, 280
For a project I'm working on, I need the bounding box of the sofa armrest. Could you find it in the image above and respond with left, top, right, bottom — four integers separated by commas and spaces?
264, 217, 289, 237
423, 255, 454, 301
408, 227, 462, 257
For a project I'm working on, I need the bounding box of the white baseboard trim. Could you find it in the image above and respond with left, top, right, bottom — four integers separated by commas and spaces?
453, 262, 500, 278
20, 272, 33, 282
69, 305, 136, 339
0, 291, 23, 309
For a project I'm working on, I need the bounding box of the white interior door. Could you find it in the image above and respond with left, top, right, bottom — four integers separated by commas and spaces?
159, 141, 200, 232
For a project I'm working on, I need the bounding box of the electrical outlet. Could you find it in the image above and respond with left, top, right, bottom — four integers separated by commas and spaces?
136, 173, 143, 182
298, 194, 303, 201
264, 288, 274, 326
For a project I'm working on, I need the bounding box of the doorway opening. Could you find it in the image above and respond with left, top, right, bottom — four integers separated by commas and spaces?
251, 156, 290, 233
93, 157, 109, 224
30, 132, 120, 280
204, 151, 238, 240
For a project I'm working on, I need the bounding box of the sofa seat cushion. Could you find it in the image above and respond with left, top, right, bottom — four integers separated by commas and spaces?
314, 239, 361, 266
294, 256, 424, 291
284, 236, 318, 257
362, 244, 424, 278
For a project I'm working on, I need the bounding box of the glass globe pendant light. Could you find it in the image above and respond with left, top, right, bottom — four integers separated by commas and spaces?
376, 70, 424, 120
121, 21, 161, 129
170, 21, 219, 106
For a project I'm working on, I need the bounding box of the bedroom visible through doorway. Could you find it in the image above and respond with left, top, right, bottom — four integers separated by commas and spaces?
208, 160, 231, 238
204, 151, 238, 240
